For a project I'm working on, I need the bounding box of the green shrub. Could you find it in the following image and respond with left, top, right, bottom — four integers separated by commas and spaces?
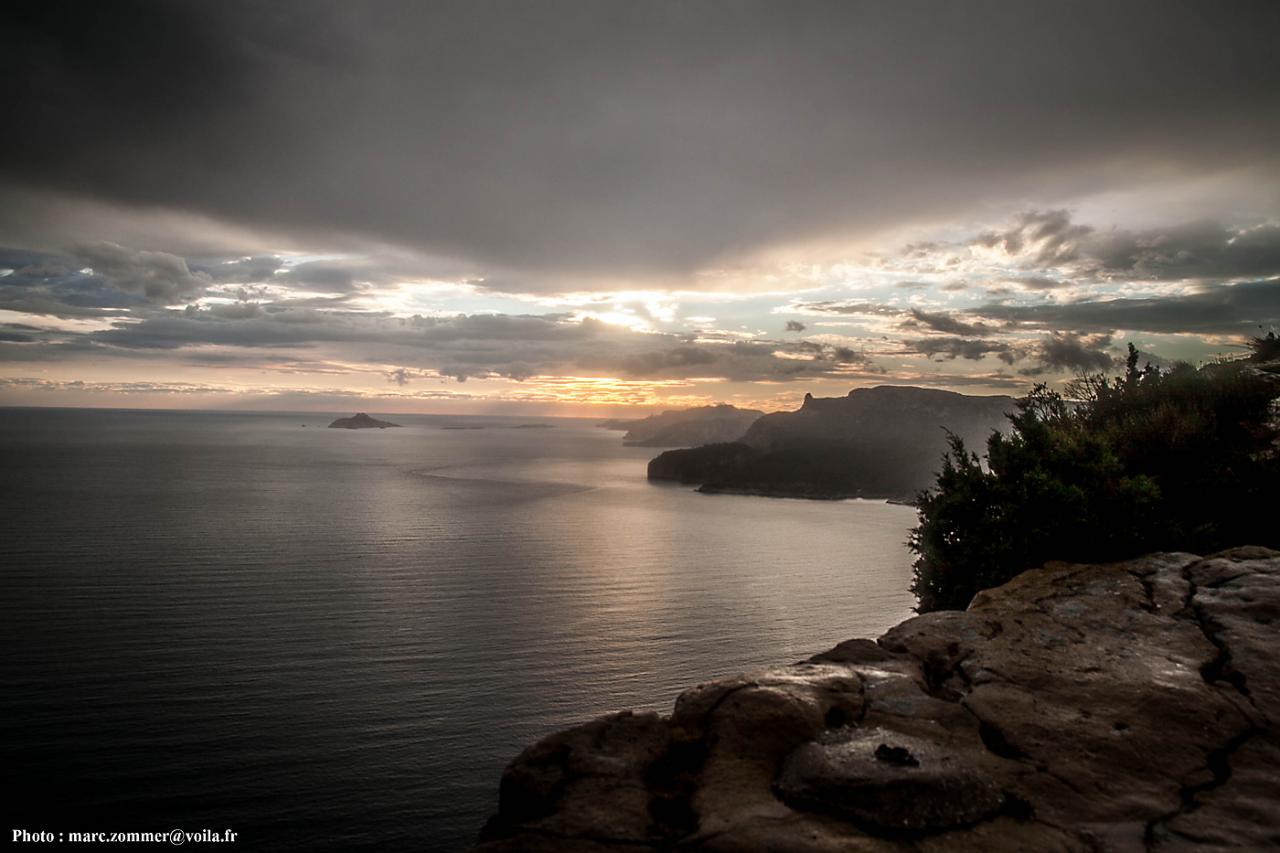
910, 345, 1279, 612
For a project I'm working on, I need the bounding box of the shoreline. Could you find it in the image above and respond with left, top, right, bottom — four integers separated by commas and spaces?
692, 482, 919, 507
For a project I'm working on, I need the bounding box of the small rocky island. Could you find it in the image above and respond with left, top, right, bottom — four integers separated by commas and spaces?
602, 405, 763, 448
476, 547, 1280, 851
327, 412, 402, 429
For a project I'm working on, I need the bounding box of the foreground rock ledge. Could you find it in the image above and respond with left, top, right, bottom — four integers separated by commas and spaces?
475, 548, 1280, 851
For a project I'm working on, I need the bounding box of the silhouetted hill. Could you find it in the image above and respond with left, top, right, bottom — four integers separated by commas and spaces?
601, 404, 763, 448
648, 386, 1013, 501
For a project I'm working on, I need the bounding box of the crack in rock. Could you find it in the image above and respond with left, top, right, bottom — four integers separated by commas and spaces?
1142, 554, 1274, 849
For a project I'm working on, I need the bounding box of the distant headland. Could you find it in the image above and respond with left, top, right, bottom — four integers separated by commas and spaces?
600, 404, 762, 448
647, 386, 1013, 503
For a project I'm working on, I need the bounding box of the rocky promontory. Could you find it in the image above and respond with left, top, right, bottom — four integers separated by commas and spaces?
648, 387, 1013, 501
327, 412, 402, 429
477, 547, 1280, 851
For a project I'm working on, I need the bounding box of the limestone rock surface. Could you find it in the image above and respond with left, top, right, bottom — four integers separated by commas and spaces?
476, 548, 1280, 851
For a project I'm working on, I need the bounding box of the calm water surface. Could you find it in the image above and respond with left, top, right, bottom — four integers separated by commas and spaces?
0, 408, 916, 850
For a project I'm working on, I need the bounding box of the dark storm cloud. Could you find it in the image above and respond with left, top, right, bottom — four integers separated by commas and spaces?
0, 246, 291, 318
906, 331, 1113, 373
0, 247, 150, 317
72, 242, 212, 302
973, 210, 1094, 266
902, 309, 991, 337
273, 261, 375, 293
194, 255, 286, 284
793, 303, 1001, 339
906, 338, 1017, 364
793, 340, 874, 365
971, 280, 1280, 336
945, 211, 1280, 284
1022, 333, 1115, 375
1082, 222, 1280, 282
0, 243, 221, 317
2, 1, 1277, 283
616, 347, 716, 375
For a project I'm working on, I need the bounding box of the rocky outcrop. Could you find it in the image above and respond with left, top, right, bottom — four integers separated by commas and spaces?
327, 412, 402, 429
476, 548, 1280, 851
647, 387, 1013, 501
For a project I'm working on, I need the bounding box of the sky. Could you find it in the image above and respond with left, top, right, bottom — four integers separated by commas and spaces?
1, 0, 1278, 415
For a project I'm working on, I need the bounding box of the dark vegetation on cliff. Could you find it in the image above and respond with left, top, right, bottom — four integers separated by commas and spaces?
911, 343, 1280, 612
647, 387, 1012, 501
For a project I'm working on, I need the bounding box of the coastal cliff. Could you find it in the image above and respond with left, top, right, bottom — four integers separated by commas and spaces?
645, 384, 1013, 499
476, 547, 1280, 851
647, 387, 1012, 501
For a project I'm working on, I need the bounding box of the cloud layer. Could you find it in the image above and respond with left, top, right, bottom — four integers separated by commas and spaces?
1, 3, 1277, 410
3, 1, 1279, 281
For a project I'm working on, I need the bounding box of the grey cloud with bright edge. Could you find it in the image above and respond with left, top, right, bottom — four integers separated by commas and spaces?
964, 213, 1280, 284
906, 338, 1017, 364
2, 1, 1278, 285
969, 280, 1280, 337
903, 309, 992, 338
1025, 333, 1116, 375
1, 2, 1278, 399
71, 242, 211, 302
4, 303, 877, 384
794, 276, 1280, 339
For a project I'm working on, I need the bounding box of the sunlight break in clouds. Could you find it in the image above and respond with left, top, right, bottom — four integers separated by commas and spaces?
2, 2, 1278, 412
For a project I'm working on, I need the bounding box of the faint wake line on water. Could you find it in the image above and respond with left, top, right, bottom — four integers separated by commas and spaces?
404, 467, 597, 499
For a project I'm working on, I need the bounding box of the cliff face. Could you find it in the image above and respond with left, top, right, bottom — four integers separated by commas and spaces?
648, 386, 1013, 501
740, 386, 1012, 454
476, 547, 1280, 851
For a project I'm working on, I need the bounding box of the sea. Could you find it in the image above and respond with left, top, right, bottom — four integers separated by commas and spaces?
0, 408, 917, 851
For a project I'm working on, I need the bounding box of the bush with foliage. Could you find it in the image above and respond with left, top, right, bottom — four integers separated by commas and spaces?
1249, 331, 1280, 363
910, 343, 1279, 612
